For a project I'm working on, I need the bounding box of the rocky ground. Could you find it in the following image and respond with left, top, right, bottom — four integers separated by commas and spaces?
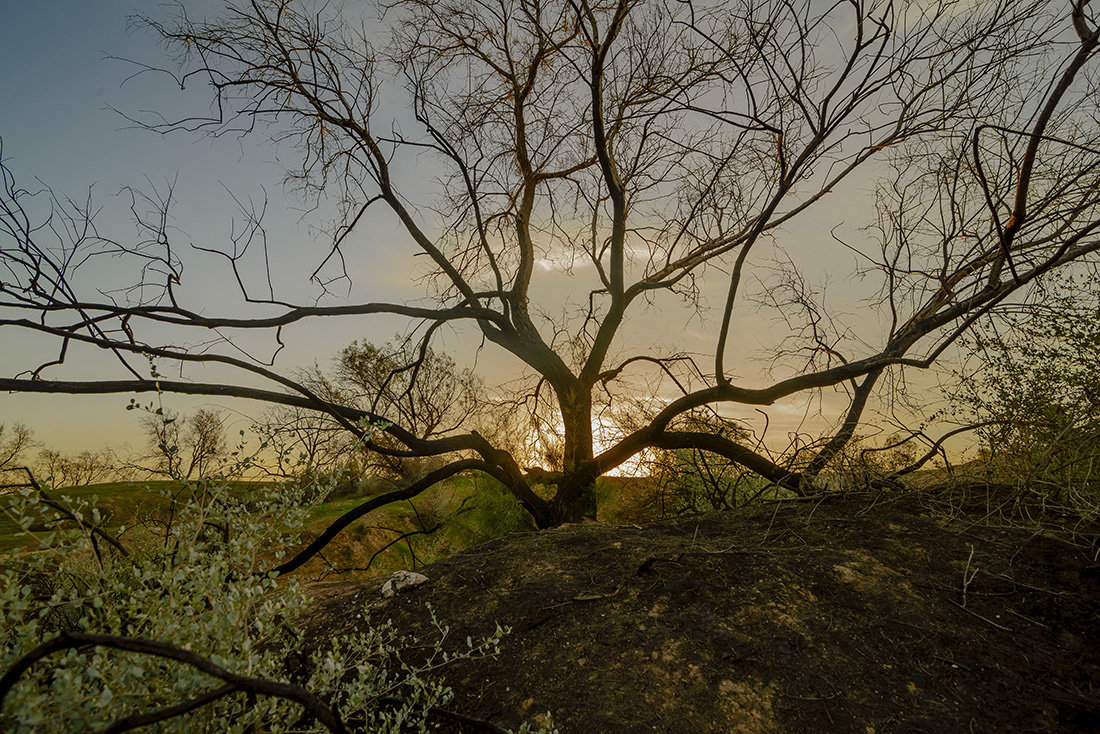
303, 488, 1100, 732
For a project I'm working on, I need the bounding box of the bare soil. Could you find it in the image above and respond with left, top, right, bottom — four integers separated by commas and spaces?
303, 490, 1100, 732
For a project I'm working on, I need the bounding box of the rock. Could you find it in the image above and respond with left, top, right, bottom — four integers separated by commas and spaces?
381, 570, 429, 598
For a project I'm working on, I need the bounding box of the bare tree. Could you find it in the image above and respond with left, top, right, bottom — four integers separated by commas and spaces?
254, 340, 486, 488
254, 410, 351, 481
0, 422, 35, 476
133, 407, 227, 480
251, 364, 359, 480
33, 448, 116, 489
2, 0, 1099, 546
334, 339, 484, 480
185, 408, 228, 479
139, 409, 186, 479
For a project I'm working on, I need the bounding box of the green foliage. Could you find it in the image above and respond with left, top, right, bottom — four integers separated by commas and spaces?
383, 477, 530, 570
0, 473, 534, 578
466, 477, 528, 541
0, 478, 508, 732
954, 270, 1100, 510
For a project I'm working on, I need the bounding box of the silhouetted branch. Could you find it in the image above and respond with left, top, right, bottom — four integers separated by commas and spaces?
100, 684, 239, 733
271, 459, 487, 576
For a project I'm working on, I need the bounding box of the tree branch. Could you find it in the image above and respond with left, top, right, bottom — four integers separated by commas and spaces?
0, 632, 349, 734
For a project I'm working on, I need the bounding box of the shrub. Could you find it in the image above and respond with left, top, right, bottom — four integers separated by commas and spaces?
468, 478, 529, 541
0, 476, 512, 732
953, 270, 1100, 512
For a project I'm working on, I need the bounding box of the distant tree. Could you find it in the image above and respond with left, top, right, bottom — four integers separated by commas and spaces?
139, 409, 185, 479
32, 449, 67, 488
0, 423, 35, 476
254, 406, 353, 482
334, 339, 484, 481
34, 448, 115, 489
137, 408, 228, 480
254, 340, 483, 485
1, 0, 1098, 551
184, 408, 229, 479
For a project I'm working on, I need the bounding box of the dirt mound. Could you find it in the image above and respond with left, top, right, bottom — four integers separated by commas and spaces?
303, 493, 1100, 732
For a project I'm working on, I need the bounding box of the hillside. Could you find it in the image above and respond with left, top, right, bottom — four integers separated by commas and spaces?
303, 490, 1100, 732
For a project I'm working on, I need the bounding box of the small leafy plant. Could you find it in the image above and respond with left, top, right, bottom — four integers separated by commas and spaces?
0, 471, 510, 732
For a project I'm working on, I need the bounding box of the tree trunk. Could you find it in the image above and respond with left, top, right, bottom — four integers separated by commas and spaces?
550, 384, 599, 523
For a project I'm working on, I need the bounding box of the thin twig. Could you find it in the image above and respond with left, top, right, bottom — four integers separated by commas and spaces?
945, 599, 1012, 632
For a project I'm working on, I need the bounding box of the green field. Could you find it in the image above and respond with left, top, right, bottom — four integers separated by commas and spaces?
0, 475, 545, 574
0, 473, 668, 574
0, 480, 267, 551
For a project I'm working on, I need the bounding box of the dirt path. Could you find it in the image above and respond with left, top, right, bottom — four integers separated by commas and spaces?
304, 492, 1100, 732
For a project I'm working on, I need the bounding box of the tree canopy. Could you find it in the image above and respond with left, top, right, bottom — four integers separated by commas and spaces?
2, 0, 1098, 532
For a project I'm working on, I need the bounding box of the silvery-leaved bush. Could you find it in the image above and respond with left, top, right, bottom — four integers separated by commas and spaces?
0, 477, 528, 732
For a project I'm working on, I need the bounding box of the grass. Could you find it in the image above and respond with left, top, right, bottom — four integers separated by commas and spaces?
1, 472, 674, 572
292, 474, 534, 576
0, 481, 161, 552
0, 479, 295, 548
0, 474, 536, 573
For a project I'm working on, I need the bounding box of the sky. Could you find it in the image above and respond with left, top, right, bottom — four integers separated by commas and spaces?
0, 1, 314, 453
0, 0, 934, 466
1, 2, 448, 456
